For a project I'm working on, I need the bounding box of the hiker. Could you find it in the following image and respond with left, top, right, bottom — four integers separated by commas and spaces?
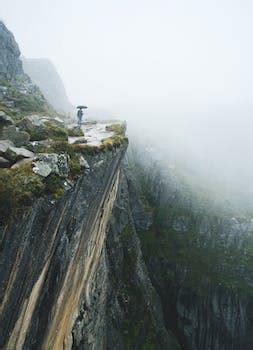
77, 108, 83, 127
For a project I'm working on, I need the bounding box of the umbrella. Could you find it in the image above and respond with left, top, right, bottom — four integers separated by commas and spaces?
77, 105, 88, 109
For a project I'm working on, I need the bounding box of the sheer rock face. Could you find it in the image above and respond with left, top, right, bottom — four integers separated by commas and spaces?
0, 146, 126, 350
129, 161, 253, 350
0, 21, 23, 80
71, 168, 181, 350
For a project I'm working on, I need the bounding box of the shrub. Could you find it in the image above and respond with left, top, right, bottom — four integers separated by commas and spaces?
0, 164, 44, 223
44, 174, 65, 198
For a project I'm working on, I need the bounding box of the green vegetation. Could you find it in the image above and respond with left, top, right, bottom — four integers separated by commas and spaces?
129, 156, 253, 297
138, 204, 253, 296
118, 225, 180, 350
29, 122, 68, 142
120, 226, 159, 349
67, 126, 84, 137
14, 94, 46, 114
0, 103, 16, 117
106, 122, 126, 135
69, 155, 81, 176
44, 174, 65, 198
0, 163, 44, 223
0, 78, 58, 121
101, 135, 128, 150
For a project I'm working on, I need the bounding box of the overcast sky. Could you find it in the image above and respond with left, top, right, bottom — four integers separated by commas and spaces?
1, 0, 253, 202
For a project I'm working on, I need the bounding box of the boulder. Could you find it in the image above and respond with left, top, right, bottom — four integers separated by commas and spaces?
33, 153, 69, 178
18, 115, 45, 129
6, 146, 34, 161
18, 116, 67, 141
0, 156, 10, 168
0, 125, 30, 146
73, 138, 87, 145
0, 139, 14, 155
32, 162, 52, 177
0, 111, 14, 126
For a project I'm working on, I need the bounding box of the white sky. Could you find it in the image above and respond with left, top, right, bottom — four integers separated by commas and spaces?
1, 0, 253, 201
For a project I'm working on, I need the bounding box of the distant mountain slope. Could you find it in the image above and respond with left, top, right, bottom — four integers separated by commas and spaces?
22, 57, 73, 114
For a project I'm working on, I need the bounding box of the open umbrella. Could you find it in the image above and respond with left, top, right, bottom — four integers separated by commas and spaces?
77, 105, 88, 109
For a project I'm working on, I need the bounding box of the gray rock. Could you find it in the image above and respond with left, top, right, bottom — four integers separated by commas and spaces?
18, 115, 45, 129
0, 140, 14, 155
18, 115, 67, 142
0, 156, 10, 168
0, 111, 14, 126
80, 156, 90, 169
32, 162, 52, 177
0, 125, 30, 146
0, 21, 23, 79
6, 146, 34, 161
33, 153, 69, 178
73, 137, 87, 145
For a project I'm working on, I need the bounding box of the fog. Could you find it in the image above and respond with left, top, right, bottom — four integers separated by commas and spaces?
1, 0, 253, 206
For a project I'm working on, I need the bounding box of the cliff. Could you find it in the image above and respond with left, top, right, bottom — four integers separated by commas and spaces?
1, 20, 253, 350
0, 21, 133, 349
0, 144, 126, 349
0, 21, 23, 80
127, 148, 253, 350
22, 58, 73, 114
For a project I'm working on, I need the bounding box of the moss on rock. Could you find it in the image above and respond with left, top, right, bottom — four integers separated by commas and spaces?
0, 163, 44, 223
106, 122, 126, 135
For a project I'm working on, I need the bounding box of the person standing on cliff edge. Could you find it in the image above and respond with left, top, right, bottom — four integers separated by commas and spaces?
77, 108, 83, 127
76, 105, 88, 127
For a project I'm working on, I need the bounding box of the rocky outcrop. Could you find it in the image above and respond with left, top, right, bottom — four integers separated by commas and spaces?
0, 145, 126, 349
0, 21, 23, 80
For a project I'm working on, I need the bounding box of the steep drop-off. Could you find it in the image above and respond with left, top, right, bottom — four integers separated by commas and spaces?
0, 146, 126, 349
125, 150, 253, 350
1, 19, 253, 350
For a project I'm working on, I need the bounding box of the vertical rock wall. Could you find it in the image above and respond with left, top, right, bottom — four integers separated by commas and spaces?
0, 147, 126, 350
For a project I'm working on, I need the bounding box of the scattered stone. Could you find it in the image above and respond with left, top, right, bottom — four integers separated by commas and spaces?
73, 137, 87, 145
33, 153, 69, 178
0, 156, 10, 168
0, 125, 30, 146
79, 156, 90, 169
0, 111, 14, 126
6, 146, 34, 161
0, 140, 14, 155
63, 180, 73, 191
